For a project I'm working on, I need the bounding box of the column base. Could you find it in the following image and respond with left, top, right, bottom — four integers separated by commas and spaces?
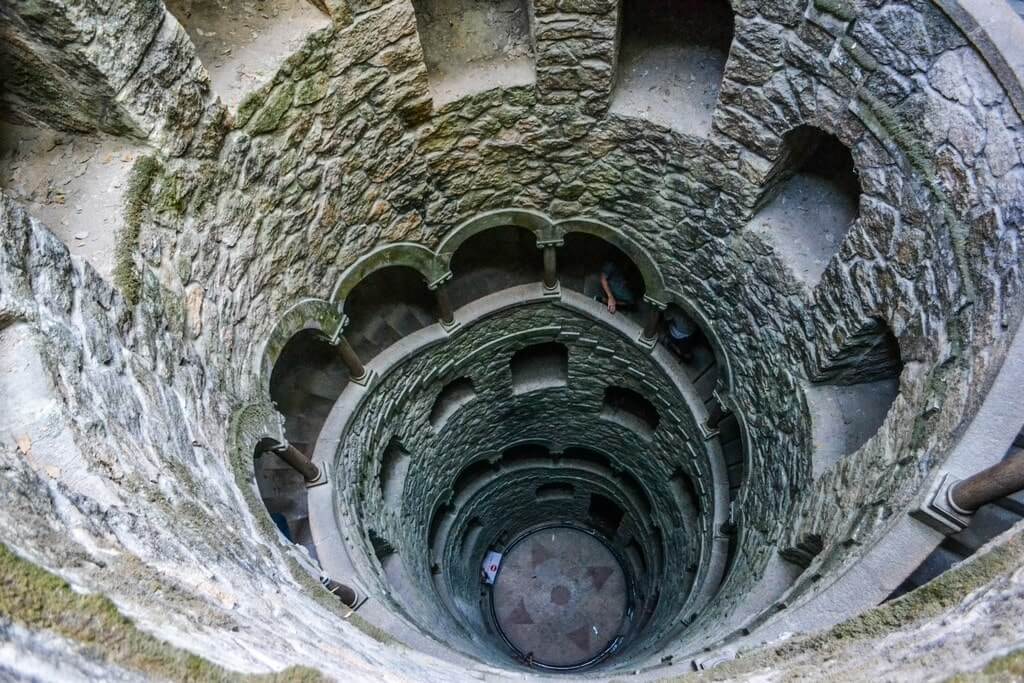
698, 421, 720, 441
304, 467, 329, 489
913, 472, 973, 534
636, 333, 658, 352
542, 281, 561, 299
348, 369, 376, 387
441, 318, 463, 334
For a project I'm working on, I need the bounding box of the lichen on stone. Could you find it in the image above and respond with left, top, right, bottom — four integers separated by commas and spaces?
115, 154, 162, 306
0, 544, 325, 682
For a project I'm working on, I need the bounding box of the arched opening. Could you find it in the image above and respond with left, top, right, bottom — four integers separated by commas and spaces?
601, 386, 660, 437
807, 318, 902, 477
535, 482, 576, 501
558, 232, 648, 327
343, 265, 437, 361
164, 0, 330, 110
750, 126, 862, 287
669, 469, 699, 527
446, 225, 543, 310
659, 304, 721, 401
409, 0, 535, 105
453, 458, 497, 497
500, 442, 552, 467
430, 377, 477, 429
380, 438, 412, 508
611, 0, 735, 136
510, 341, 569, 394
588, 493, 626, 533
269, 328, 350, 458
253, 443, 318, 558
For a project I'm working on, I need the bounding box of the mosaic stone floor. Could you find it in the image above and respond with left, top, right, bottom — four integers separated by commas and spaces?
491, 527, 629, 668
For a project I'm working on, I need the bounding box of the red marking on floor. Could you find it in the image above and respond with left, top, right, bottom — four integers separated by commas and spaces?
567, 625, 592, 651
509, 597, 534, 625
587, 566, 614, 591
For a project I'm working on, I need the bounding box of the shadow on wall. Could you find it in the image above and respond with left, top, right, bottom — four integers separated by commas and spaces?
749, 126, 862, 288
343, 265, 438, 361
447, 225, 543, 310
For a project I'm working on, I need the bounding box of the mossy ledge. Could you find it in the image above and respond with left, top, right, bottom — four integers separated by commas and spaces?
663, 528, 1024, 681
947, 649, 1024, 683
0, 543, 325, 682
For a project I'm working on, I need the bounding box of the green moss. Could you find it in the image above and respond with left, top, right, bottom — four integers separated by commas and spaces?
294, 73, 330, 107
249, 83, 297, 135
947, 650, 1024, 682
0, 543, 325, 682
858, 93, 977, 303
662, 532, 1024, 682
236, 84, 272, 129
115, 155, 161, 306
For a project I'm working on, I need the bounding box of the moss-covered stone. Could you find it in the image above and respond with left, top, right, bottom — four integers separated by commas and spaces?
249, 83, 297, 135
0, 543, 325, 682
948, 649, 1024, 682
115, 155, 162, 306
294, 73, 330, 107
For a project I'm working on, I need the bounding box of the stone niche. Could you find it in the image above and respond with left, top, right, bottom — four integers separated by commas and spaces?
610, 0, 734, 136
410, 0, 536, 105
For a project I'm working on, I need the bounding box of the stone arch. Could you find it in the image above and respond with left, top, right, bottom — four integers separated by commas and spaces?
757, 123, 864, 209
665, 291, 734, 392
331, 243, 445, 303
554, 217, 670, 306
435, 208, 554, 271
255, 298, 344, 395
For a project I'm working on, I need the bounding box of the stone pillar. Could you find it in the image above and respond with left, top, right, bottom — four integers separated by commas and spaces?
542, 245, 558, 291
950, 449, 1024, 513
272, 444, 321, 483
706, 401, 726, 430
434, 283, 455, 326
336, 335, 368, 382
321, 575, 361, 608
532, 0, 621, 115
642, 307, 662, 343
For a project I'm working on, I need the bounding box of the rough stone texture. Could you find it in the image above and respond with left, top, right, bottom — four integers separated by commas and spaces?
0, 0, 1021, 679
0, 0, 222, 156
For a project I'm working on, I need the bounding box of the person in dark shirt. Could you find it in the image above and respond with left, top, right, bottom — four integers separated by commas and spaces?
664, 311, 699, 362
598, 261, 637, 314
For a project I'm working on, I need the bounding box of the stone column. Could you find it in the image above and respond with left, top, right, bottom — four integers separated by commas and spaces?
950, 449, 1024, 513
336, 336, 368, 382
542, 245, 558, 291
272, 444, 321, 483
434, 283, 456, 326
642, 306, 662, 343
706, 401, 726, 430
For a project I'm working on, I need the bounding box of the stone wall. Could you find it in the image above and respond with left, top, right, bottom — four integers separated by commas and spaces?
330, 300, 729, 665
0, 0, 1021, 678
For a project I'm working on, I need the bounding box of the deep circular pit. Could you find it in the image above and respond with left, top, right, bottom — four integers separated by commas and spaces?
490, 526, 631, 670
